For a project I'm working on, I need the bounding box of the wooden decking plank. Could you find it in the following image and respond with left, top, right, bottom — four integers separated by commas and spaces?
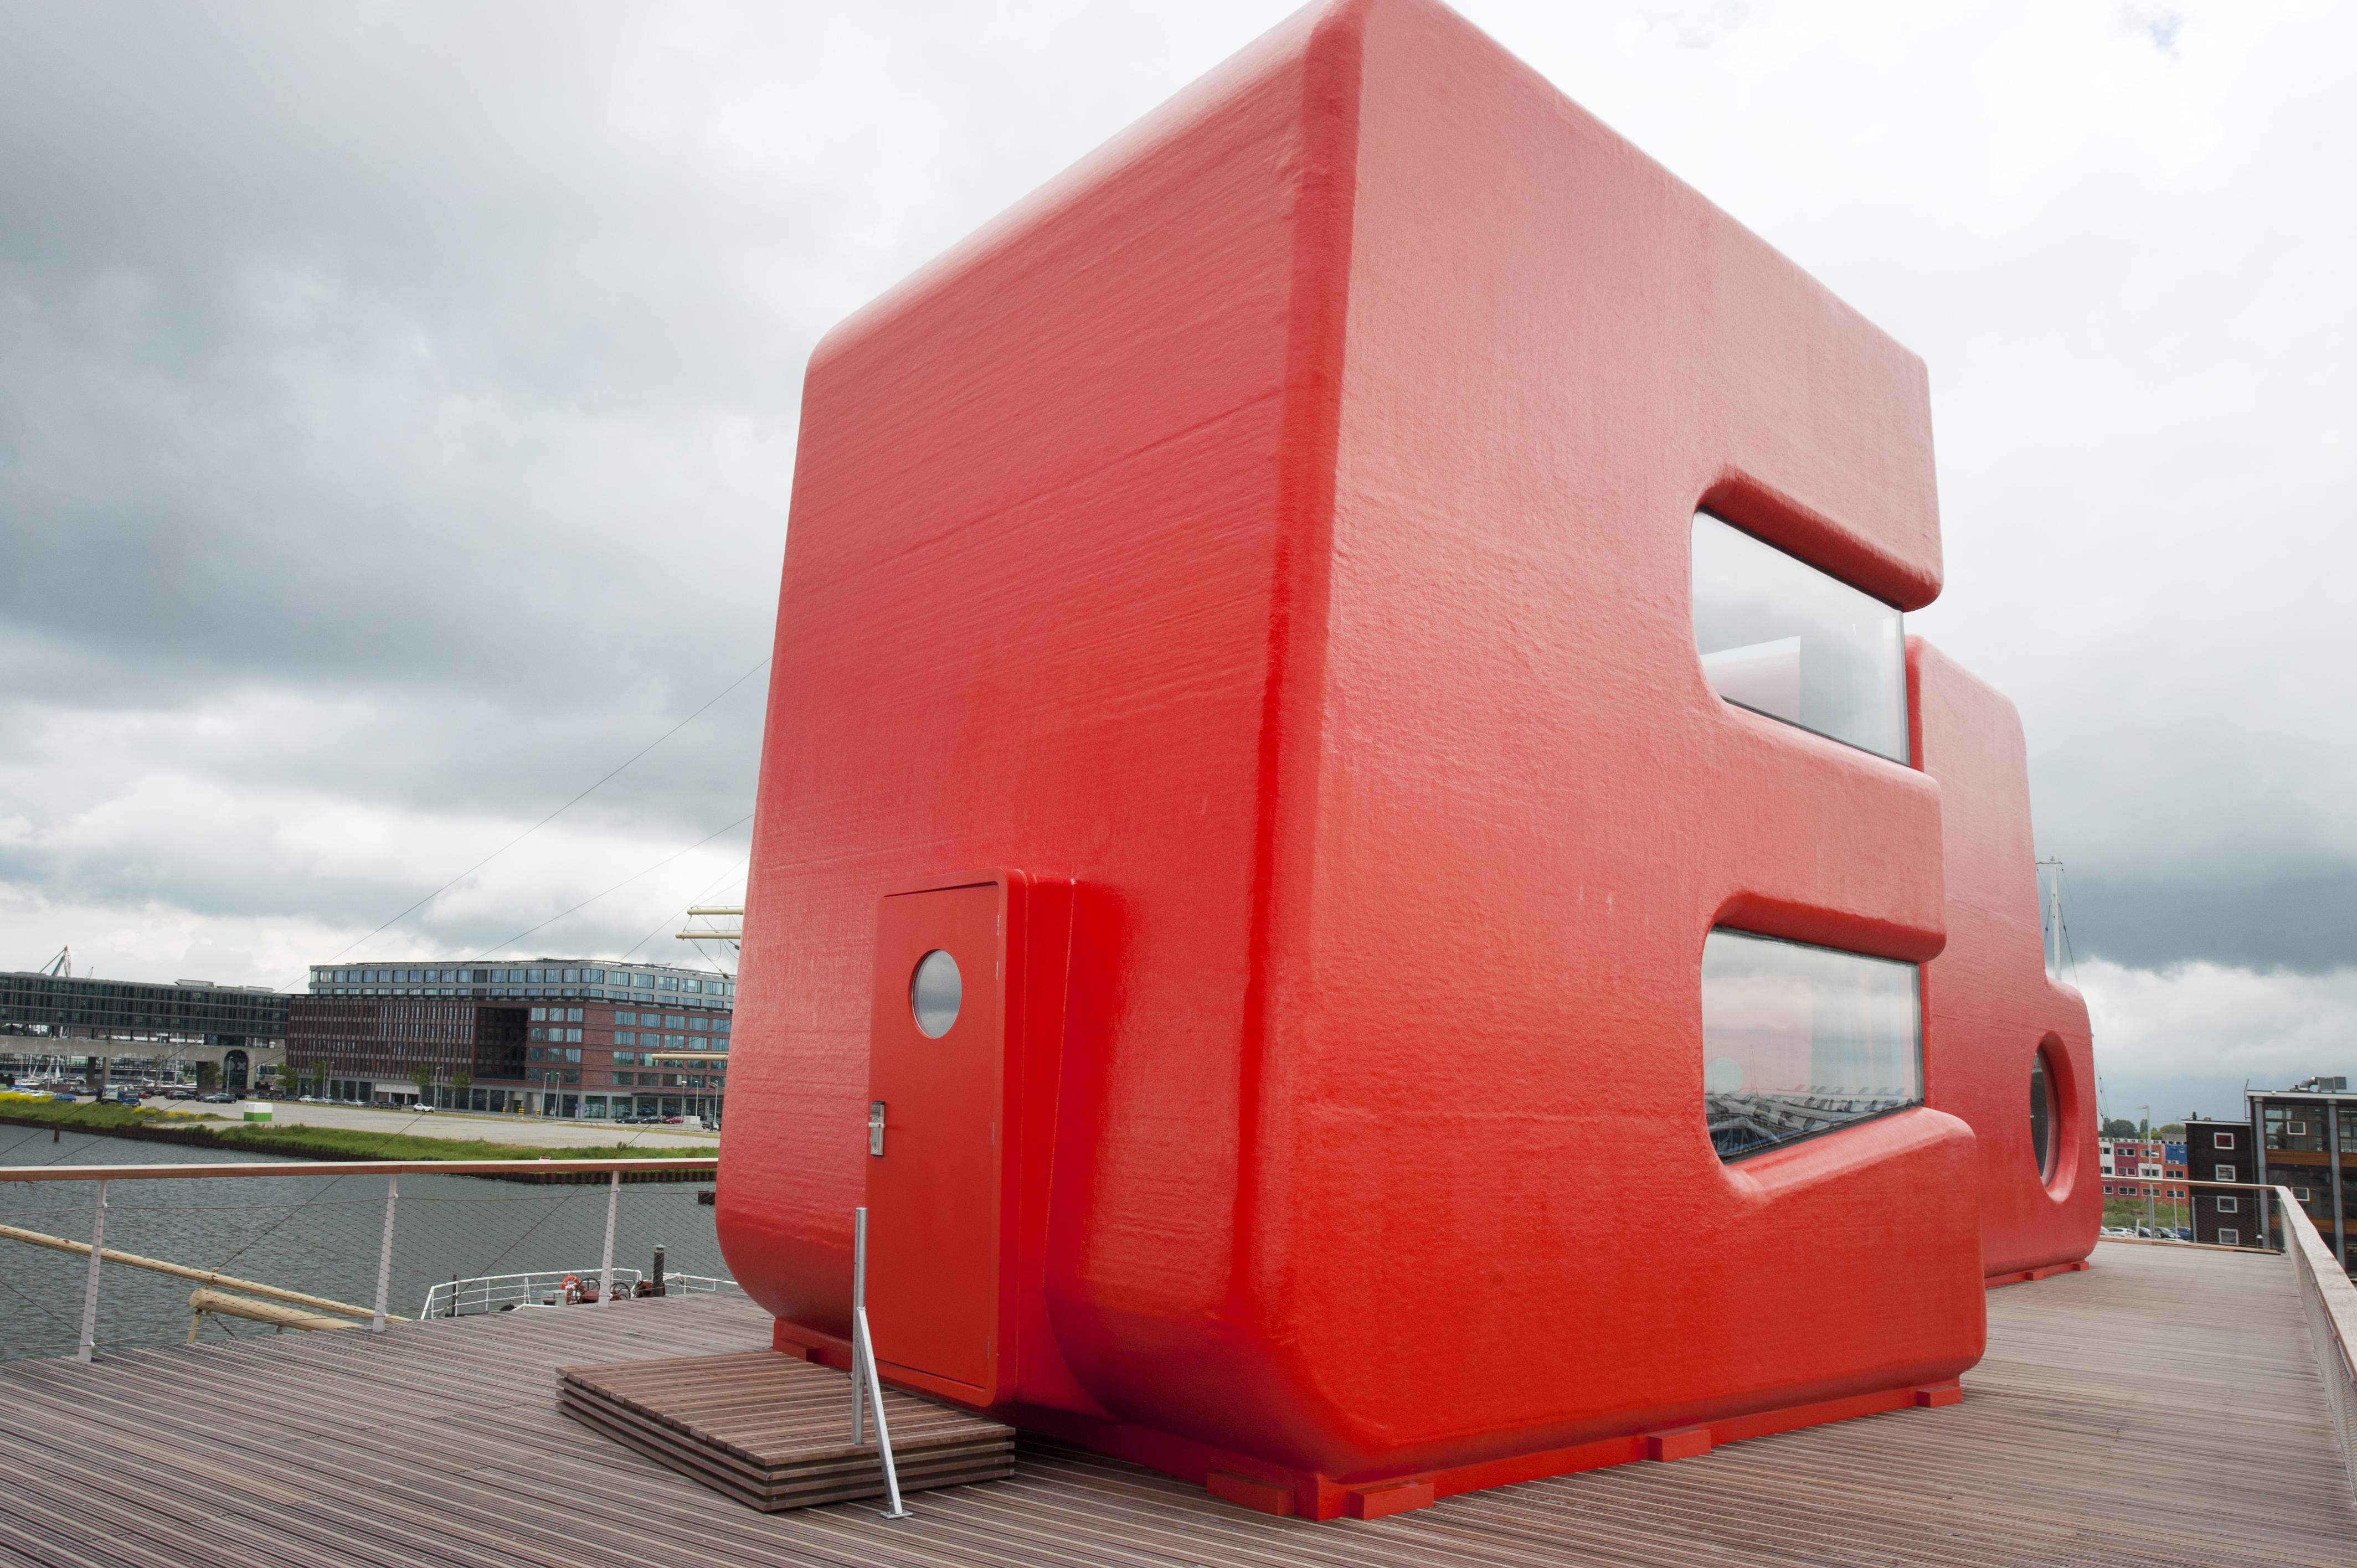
554, 1347, 1012, 1510
0, 1243, 2348, 1567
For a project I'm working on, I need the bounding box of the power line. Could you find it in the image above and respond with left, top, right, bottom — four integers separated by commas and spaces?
300, 656, 770, 981
463, 814, 754, 963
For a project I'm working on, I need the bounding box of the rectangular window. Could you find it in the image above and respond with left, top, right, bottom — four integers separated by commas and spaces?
529, 1006, 545, 1021
2216, 1131, 2236, 1149
2219, 1228, 2240, 1246
2215, 1197, 2237, 1213
1691, 512, 1907, 762
614, 1051, 637, 1066
614, 1031, 635, 1046
528, 1027, 546, 1042
665, 1034, 686, 1049
665, 1014, 685, 1029
615, 1011, 636, 1025
2215, 1164, 2235, 1182
1701, 928, 1922, 1161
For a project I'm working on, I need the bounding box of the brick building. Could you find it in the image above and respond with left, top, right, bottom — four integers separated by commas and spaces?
285, 958, 733, 1121
2097, 1136, 2186, 1203
2185, 1079, 2354, 1273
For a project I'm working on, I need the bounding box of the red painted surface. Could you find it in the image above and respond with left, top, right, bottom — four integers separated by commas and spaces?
721, 0, 1995, 1515
1911, 641, 2101, 1279
864, 880, 1005, 1400
1645, 1428, 1713, 1462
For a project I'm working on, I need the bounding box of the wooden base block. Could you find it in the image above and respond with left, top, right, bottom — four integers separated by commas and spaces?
558, 1350, 1014, 1512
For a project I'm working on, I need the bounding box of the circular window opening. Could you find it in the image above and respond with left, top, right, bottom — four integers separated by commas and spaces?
2030, 1046, 2057, 1185
910, 950, 962, 1039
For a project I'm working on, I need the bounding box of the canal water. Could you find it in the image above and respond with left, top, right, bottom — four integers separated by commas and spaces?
0, 1126, 727, 1362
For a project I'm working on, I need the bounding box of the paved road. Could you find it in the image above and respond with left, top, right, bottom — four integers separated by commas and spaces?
151, 1097, 721, 1151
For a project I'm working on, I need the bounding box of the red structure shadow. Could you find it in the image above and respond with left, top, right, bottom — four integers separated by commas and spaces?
718, 0, 2085, 1519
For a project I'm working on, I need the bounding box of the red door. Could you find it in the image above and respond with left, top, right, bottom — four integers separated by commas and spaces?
864, 881, 1003, 1400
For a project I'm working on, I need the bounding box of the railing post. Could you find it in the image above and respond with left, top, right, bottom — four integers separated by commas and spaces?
857, 1304, 911, 1519
599, 1169, 620, 1304
371, 1172, 399, 1333
851, 1206, 868, 1443
847, 1206, 909, 1519
76, 1179, 106, 1364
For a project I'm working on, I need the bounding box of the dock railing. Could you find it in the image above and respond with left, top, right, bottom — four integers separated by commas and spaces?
2276, 1184, 2357, 1504
0, 1157, 719, 1362
420, 1267, 743, 1318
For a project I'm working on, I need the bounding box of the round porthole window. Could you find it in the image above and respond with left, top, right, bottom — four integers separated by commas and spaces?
2030, 1046, 2057, 1185
910, 950, 961, 1039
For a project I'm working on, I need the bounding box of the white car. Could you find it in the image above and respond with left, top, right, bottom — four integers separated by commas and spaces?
410, 1103, 435, 1112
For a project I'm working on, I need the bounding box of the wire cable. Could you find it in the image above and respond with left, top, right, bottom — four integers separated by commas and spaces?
294, 654, 770, 982
461, 814, 754, 964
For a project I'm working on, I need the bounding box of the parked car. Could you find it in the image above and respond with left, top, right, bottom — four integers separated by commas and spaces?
164, 1087, 197, 1100
198, 1091, 238, 1104
48, 1093, 77, 1104
410, 1102, 434, 1112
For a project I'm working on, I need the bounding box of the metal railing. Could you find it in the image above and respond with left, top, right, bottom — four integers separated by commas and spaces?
420, 1268, 743, 1318
0, 1156, 718, 1361
2276, 1185, 2357, 1505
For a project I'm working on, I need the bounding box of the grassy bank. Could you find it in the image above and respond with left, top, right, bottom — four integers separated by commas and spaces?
0, 1094, 204, 1133
0, 1094, 711, 1177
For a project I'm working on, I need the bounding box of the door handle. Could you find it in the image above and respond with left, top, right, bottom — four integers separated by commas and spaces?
868, 1100, 886, 1157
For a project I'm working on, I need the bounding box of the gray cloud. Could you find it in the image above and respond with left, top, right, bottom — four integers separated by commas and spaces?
2067, 871, 2357, 976
0, 0, 2351, 1103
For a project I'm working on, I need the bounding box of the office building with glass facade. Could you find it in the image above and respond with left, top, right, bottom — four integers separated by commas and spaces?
286, 958, 733, 1121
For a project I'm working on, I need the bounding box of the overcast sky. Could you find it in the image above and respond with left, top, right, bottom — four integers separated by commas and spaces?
2, 1, 2350, 1121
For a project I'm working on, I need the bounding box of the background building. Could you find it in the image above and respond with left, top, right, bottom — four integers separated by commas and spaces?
2185, 1079, 2353, 1273
0, 970, 287, 1090
287, 958, 733, 1121
2097, 1136, 2186, 1204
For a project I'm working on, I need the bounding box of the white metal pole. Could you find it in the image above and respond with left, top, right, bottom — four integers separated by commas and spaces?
370, 1172, 399, 1333
856, 1304, 911, 1519
599, 1169, 619, 1303
76, 1179, 107, 1363
851, 1205, 868, 1443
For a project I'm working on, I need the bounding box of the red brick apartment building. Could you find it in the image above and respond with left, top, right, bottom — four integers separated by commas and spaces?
284, 958, 732, 1121
2098, 1137, 2186, 1203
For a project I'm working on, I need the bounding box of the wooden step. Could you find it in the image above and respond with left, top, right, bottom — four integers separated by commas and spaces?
557, 1349, 1014, 1512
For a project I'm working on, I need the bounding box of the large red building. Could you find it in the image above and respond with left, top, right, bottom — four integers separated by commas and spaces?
718, 0, 2094, 1519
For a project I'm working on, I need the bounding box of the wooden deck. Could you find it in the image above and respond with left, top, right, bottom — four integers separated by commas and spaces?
559, 1349, 1015, 1508
0, 1241, 2347, 1567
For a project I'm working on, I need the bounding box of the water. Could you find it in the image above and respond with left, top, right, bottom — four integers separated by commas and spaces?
0, 1126, 724, 1361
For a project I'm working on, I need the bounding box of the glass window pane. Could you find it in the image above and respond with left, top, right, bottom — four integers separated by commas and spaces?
1691, 513, 1907, 762
2030, 1048, 2056, 1184
1702, 928, 1922, 1161
910, 950, 961, 1038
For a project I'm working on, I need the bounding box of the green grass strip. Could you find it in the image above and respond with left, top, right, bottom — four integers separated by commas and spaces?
0, 1094, 699, 1164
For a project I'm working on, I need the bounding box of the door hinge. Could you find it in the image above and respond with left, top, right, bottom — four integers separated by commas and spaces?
868, 1100, 886, 1157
